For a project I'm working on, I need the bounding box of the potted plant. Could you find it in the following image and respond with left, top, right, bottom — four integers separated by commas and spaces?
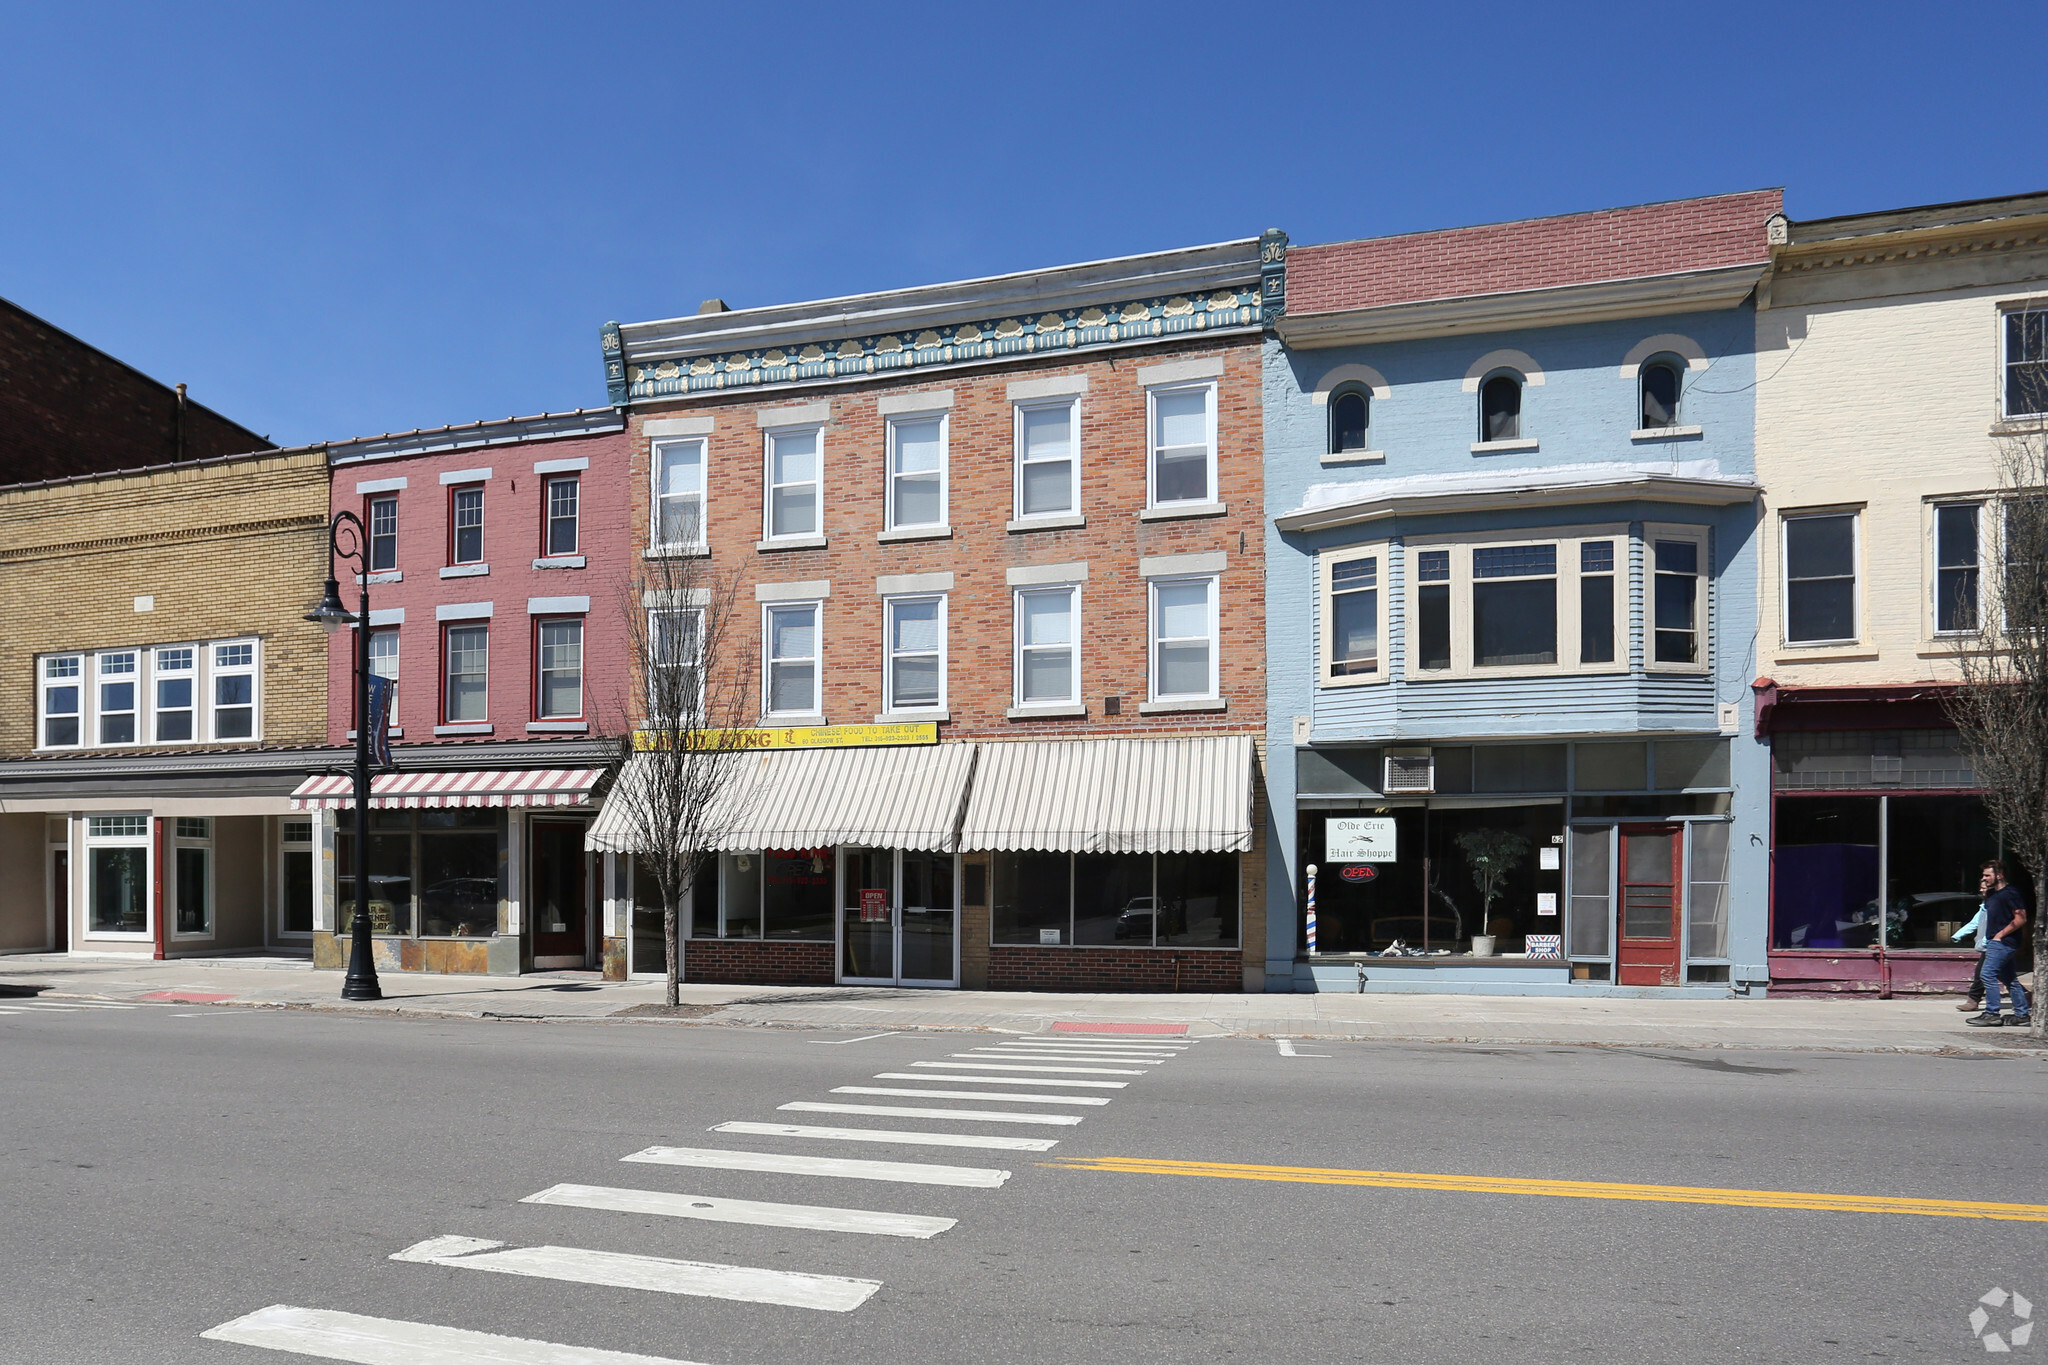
1455, 828, 1531, 957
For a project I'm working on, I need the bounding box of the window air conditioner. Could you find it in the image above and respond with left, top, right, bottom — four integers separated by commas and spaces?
1383, 753, 1435, 794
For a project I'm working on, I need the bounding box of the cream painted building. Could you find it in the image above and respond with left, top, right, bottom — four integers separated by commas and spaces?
1752, 191, 2048, 996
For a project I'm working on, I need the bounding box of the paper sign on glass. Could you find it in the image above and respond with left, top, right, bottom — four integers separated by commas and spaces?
859, 888, 889, 922
1536, 892, 1558, 915
1539, 847, 1560, 870
1326, 816, 1397, 863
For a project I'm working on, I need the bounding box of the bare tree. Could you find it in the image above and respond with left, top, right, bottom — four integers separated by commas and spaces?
596, 549, 759, 1008
1946, 369, 2048, 1035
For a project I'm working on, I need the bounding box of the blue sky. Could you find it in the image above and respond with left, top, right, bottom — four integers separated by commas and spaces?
2, 1, 2040, 447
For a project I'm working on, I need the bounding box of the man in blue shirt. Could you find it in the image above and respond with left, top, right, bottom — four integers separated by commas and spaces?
1967, 861, 2031, 1028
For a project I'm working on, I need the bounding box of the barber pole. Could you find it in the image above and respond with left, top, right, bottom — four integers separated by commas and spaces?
1305, 863, 1318, 956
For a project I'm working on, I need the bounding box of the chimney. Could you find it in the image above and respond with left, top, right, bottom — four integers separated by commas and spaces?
697, 299, 731, 314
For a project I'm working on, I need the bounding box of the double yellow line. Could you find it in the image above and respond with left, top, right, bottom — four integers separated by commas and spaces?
1043, 1156, 2048, 1222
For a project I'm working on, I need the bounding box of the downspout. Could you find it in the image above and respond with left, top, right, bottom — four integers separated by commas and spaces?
175, 383, 187, 464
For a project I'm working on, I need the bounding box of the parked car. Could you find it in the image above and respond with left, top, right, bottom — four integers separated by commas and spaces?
1114, 896, 1158, 940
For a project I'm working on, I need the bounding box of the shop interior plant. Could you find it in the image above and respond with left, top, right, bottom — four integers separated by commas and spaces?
1456, 828, 1531, 954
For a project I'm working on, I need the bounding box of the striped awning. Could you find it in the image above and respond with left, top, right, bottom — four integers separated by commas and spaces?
961, 735, 1254, 854
586, 743, 977, 855
289, 768, 603, 810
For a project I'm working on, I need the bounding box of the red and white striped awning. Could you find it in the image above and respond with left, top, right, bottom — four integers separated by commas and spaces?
289, 769, 603, 811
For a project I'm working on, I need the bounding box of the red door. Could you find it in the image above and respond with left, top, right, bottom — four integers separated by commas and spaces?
1617, 824, 1682, 986
530, 822, 589, 968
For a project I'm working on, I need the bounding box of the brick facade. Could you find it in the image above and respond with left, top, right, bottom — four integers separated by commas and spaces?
988, 944, 1242, 992
681, 938, 835, 986
0, 297, 270, 485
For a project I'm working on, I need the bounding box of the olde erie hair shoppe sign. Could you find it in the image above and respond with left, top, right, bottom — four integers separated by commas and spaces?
1325, 816, 1397, 863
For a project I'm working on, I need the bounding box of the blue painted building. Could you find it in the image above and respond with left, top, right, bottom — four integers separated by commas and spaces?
1259, 192, 1784, 995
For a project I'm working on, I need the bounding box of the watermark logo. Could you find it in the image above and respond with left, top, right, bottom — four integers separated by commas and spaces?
1971, 1288, 2034, 1353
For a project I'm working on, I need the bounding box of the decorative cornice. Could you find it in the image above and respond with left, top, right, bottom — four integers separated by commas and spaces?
1772, 225, 2048, 278
0, 512, 327, 564
1275, 467, 1760, 534
328, 409, 624, 467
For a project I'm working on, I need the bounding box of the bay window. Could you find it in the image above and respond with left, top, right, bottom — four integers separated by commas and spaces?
1397, 528, 1627, 679
1648, 526, 1710, 671
1579, 542, 1616, 664
1472, 544, 1557, 667
1322, 547, 1383, 682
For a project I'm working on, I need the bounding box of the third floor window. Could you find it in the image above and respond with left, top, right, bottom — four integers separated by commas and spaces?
544, 476, 580, 556
368, 495, 398, 571
450, 486, 484, 565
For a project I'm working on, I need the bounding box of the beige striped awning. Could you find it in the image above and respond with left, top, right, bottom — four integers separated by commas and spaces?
289, 769, 603, 810
961, 735, 1254, 854
587, 742, 977, 855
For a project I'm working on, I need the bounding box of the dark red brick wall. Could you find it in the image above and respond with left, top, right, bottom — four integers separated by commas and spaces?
682, 938, 834, 985
989, 945, 1242, 992
0, 298, 270, 484
1288, 189, 1783, 315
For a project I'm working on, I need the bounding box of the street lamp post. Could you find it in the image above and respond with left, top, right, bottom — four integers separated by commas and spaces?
305, 511, 383, 1002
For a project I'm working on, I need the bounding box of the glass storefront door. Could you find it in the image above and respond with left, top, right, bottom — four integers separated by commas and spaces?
839, 848, 958, 987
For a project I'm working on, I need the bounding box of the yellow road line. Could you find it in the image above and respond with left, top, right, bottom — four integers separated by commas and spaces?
1041, 1156, 2048, 1221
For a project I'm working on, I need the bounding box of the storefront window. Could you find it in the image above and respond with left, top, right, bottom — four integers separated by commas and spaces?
86, 815, 148, 935
1158, 852, 1239, 946
1687, 821, 1730, 958
338, 809, 504, 937
1772, 796, 1880, 949
1884, 795, 1998, 949
991, 851, 1239, 949
763, 849, 833, 940
1569, 825, 1611, 956
174, 816, 211, 936
994, 851, 1070, 945
1427, 805, 1565, 952
720, 853, 762, 937
281, 820, 313, 935
1074, 853, 1151, 945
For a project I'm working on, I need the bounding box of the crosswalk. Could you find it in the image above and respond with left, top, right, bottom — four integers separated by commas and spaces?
204, 1026, 1193, 1363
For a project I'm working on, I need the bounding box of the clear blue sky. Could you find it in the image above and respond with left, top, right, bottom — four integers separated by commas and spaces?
2, 2, 2040, 447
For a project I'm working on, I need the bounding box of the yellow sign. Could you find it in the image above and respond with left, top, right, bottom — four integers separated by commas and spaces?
636, 722, 938, 751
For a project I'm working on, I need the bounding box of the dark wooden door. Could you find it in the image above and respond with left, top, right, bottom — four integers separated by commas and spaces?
1617, 824, 1682, 986
52, 850, 68, 952
531, 822, 589, 967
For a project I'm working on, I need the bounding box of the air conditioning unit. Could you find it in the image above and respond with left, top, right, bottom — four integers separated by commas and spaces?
1383, 751, 1435, 794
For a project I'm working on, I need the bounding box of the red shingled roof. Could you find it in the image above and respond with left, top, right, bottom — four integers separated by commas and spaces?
1287, 190, 1783, 316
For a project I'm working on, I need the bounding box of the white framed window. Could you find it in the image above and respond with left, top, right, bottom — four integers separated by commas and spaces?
368, 628, 399, 718
368, 494, 399, 572
444, 624, 489, 722
1479, 371, 1523, 441
1782, 511, 1859, 645
1147, 382, 1216, 507
1015, 400, 1078, 518
1320, 546, 1385, 686
1646, 524, 1710, 672
764, 426, 822, 540
211, 640, 257, 739
1015, 586, 1079, 705
1403, 526, 1628, 680
450, 485, 485, 564
40, 654, 82, 748
1151, 576, 1219, 701
544, 476, 580, 556
1934, 502, 1983, 636
154, 645, 196, 742
536, 617, 584, 719
652, 438, 706, 550
96, 650, 139, 746
886, 413, 947, 530
2004, 305, 2048, 419
884, 595, 946, 713
84, 814, 150, 938
172, 816, 213, 938
764, 601, 820, 717
648, 607, 703, 722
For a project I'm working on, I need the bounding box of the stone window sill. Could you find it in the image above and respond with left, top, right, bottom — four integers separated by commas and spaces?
645, 544, 710, 559
434, 723, 493, 736
1471, 438, 1539, 454
761, 713, 827, 727
757, 536, 828, 552
1007, 703, 1086, 719
526, 721, 589, 732
875, 710, 949, 724
1772, 645, 1878, 664
344, 728, 404, 740
360, 570, 402, 585
878, 525, 952, 543
1008, 514, 1086, 533
533, 555, 587, 570
1139, 501, 1227, 522
440, 563, 489, 579
1630, 425, 1703, 442
1138, 697, 1227, 714
1320, 450, 1385, 466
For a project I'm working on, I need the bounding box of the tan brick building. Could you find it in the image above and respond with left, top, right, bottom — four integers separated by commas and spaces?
589, 241, 1271, 991
0, 446, 334, 957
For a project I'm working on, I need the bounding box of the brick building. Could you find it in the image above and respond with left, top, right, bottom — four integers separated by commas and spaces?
292, 411, 629, 977
588, 242, 1271, 991
0, 446, 332, 957
0, 295, 270, 484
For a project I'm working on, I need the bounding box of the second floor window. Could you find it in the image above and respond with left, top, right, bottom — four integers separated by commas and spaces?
213, 642, 256, 738
766, 427, 820, 540
1652, 540, 1701, 664
154, 646, 195, 742
886, 596, 944, 712
1016, 401, 1077, 517
1474, 544, 1557, 667
648, 608, 702, 721
653, 438, 705, 550
445, 625, 489, 722
1784, 512, 1857, 644
765, 603, 820, 716
2006, 306, 2048, 418
368, 629, 400, 718
1580, 542, 1616, 664
1149, 384, 1214, 506
368, 496, 398, 571
1935, 503, 1982, 634
544, 477, 579, 556
41, 655, 80, 747
98, 651, 138, 744
451, 486, 484, 564
1016, 586, 1078, 705
887, 415, 946, 529
1328, 555, 1378, 678
536, 618, 584, 719
1152, 577, 1218, 700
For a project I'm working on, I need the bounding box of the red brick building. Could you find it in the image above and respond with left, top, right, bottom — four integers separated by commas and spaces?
589, 242, 1271, 990
0, 295, 269, 484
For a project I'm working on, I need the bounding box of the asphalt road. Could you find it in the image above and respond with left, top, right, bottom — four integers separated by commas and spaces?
0, 1000, 2042, 1363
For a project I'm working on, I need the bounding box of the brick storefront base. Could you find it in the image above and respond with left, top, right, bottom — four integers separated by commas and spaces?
988, 945, 1243, 993
681, 938, 835, 986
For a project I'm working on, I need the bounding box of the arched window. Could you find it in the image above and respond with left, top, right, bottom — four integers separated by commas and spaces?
1640, 356, 1683, 429
1479, 373, 1521, 442
1329, 387, 1370, 454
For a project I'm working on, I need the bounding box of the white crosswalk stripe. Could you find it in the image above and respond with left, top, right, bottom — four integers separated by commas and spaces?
912, 1060, 1147, 1075
622, 1145, 1011, 1188
992, 1038, 1186, 1048
779, 1101, 1083, 1126
391, 1235, 881, 1312
875, 1071, 1128, 1089
712, 1120, 1058, 1152
833, 1085, 1111, 1105
522, 1183, 955, 1238
203, 1304, 710, 1364
969, 1051, 1166, 1062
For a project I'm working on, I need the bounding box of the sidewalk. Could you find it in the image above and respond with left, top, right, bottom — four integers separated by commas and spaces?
2, 953, 2039, 1056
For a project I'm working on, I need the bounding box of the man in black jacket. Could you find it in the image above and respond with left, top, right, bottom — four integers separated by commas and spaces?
1967, 861, 2031, 1028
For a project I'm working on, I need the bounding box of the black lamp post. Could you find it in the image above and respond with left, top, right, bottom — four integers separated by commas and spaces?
304, 511, 383, 1002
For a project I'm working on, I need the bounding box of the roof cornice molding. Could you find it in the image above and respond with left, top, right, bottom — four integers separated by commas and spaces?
610, 241, 1262, 403
1275, 470, 1761, 533
1767, 213, 2048, 280
1272, 264, 1766, 350
0, 737, 610, 784
328, 410, 624, 467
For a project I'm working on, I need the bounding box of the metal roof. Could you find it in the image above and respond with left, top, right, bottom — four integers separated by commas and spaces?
962, 736, 1254, 854
290, 768, 603, 810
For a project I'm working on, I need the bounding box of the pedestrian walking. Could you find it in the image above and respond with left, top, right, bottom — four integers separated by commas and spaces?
1953, 906, 1987, 1011
1967, 861, 2031, 1028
